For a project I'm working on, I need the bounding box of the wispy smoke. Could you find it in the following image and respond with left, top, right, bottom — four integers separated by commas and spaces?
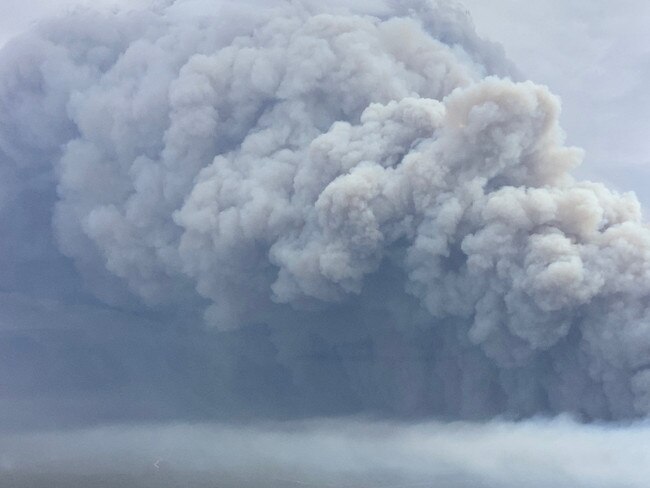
2, 0, 650, 425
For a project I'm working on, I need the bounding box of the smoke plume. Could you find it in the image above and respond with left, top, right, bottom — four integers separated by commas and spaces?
2, 0, 650, 424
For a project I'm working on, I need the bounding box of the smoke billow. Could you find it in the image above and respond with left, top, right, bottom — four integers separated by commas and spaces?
2, 0, 650, 426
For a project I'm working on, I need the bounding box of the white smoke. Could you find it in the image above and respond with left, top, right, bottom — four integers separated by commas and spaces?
2, 419, 650, 488
2, 0, 650, 422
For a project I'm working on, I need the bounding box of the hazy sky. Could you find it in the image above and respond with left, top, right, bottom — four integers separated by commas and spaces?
463, 0, 650, 207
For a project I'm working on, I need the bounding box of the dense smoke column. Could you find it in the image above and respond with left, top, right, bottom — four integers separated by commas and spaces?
2, 0, 650, 422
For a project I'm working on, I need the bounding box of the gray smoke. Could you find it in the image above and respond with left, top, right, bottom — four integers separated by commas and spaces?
2, 0, 650, 424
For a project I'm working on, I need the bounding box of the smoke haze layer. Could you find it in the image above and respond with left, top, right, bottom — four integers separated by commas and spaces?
2, 419, 650, 488
2, 0, 650, 426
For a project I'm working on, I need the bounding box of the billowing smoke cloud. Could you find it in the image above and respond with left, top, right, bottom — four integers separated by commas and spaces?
2, 419, 650, 488
2, 0, 650, 425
